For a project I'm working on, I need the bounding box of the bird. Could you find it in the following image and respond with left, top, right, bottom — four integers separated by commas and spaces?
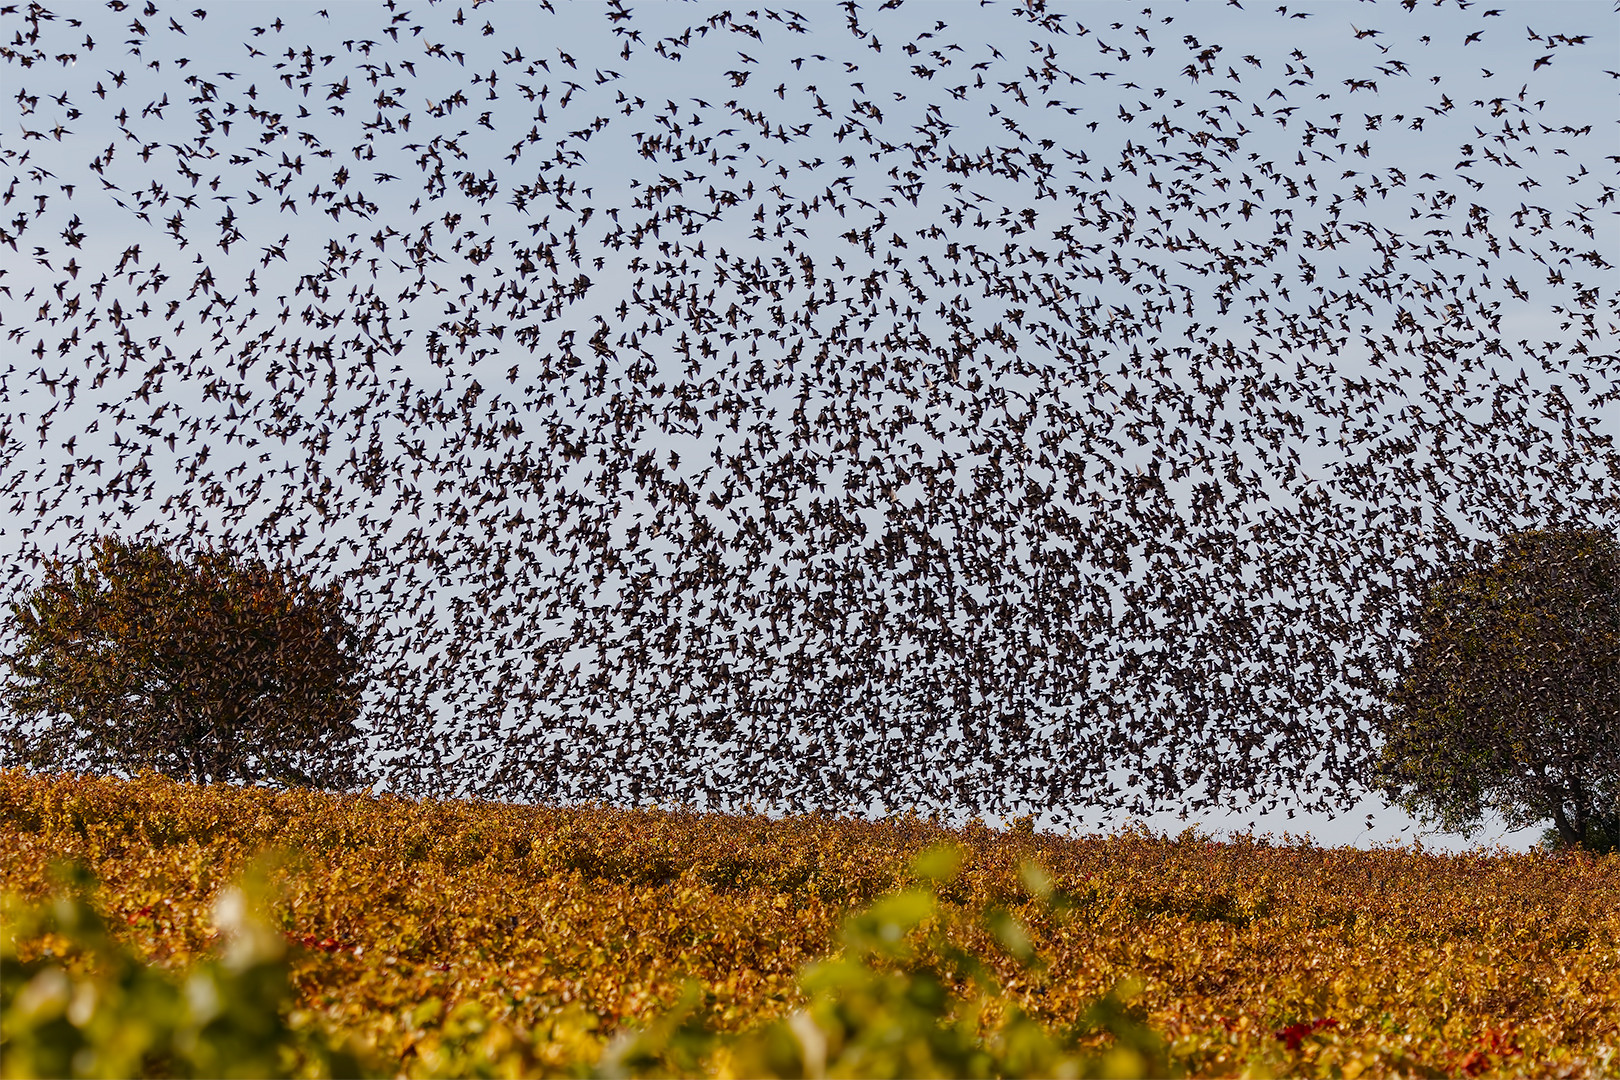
0, 0, 1613, 835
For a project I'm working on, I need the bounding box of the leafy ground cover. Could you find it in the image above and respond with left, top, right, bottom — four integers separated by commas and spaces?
2, 770, 1617, 1078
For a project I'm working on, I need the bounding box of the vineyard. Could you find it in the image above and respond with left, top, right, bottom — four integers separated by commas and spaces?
2, 770, 1617, 1078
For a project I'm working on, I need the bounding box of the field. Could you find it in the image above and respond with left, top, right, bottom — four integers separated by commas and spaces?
3, 770, 1618, 1079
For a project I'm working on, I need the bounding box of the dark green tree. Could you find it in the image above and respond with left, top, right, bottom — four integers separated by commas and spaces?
2, 536, 371, 789
1374, 525, 1620, 854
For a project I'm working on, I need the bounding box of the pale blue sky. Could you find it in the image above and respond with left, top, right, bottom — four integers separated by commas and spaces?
2, 0, 1616, 852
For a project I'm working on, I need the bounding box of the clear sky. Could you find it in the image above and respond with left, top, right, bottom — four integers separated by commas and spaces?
2, 0, 1616, 853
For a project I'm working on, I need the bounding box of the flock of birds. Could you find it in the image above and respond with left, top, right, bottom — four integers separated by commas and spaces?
1, 0, 1615, 827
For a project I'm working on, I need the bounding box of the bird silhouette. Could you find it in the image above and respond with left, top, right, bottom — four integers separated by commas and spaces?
0, 0, 1613, 829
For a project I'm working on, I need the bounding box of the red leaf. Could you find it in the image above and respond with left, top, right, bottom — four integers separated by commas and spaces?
1275, 1017, 1338, 1051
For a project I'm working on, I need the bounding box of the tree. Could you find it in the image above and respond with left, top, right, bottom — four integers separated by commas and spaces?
1374, 525, 1620, 854
2, 536, 371, 789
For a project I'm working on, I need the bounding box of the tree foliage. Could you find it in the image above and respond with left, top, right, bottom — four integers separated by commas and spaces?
2, 536, 370, 790
1375, 526, 1620, 853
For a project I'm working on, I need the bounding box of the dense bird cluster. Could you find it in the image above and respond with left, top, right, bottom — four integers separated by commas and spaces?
1, 0, 1615, 827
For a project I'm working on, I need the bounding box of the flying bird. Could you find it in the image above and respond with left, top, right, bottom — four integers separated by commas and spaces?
0, 0, 1612, 831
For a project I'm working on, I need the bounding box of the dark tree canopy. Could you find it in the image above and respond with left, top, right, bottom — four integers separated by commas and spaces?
1375, 527, 1620, 851
3, 537, 370, 789
0, 1, 1616, 824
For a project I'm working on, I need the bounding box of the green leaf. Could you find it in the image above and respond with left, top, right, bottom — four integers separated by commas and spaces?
909, 842, 965, 885
1017, 859, 1053, 903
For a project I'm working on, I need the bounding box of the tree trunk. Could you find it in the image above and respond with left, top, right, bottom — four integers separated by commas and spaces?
1564, 773, 1614, 850
211, 698, 244, 784
1548, 800, 1584, 847
188, 741, 209, 785
1533, 764, 1586, 848
174, 701, 209, 784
